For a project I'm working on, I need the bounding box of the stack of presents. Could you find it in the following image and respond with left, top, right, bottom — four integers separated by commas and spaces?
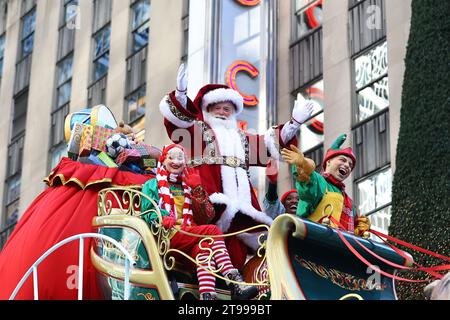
65, 105, 161, 175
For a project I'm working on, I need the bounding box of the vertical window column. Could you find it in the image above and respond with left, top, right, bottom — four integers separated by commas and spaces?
290, 0, 324, 160
181, 0, 189, 64
0, 0, 7, 81
124, 0, 150, 142
3, 0, 36, 228
88, 0, 112, 107
48, 0, 78, 169
349, 0, 392, 237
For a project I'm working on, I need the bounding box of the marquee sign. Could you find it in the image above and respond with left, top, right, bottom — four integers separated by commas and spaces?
225, 60, 260, 107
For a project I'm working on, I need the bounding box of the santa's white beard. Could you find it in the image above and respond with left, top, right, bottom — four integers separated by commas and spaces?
203, 111, 238, 130
202, 110, 274, 237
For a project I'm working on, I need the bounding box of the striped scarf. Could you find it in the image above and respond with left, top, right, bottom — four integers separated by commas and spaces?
322, 173, 356, 232
156, 162, 193, 227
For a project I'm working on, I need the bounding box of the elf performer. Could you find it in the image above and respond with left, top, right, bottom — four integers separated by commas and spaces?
281, 134, 371, 236
141, 144, 258, 300
264, 159, 299, 219
159, 64, 314, 268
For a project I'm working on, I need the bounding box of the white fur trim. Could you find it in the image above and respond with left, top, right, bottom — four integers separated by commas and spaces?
206, 118, 273, 233
159, 95, 195, 129
236, 232, 267, 252
264, 127, 280, 160
209, 193, 237, 232
202, 88, 244, 115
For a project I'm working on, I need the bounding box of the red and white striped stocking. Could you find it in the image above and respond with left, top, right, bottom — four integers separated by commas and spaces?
196, 252, 217, 294
211, 240, 236, 276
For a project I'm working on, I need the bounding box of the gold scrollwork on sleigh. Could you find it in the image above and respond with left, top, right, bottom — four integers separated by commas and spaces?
96, 187, 271, 300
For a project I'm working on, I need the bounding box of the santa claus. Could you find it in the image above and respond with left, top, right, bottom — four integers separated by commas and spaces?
159, 64, 314, 269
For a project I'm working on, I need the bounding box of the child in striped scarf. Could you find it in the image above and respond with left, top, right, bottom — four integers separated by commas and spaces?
141, 144, 258, 300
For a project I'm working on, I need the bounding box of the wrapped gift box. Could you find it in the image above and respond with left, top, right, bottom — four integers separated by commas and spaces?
92, 125, 116, 152
97, 152, 118, 168
131, 143, 161, 168
115, 148, 141, 166
79, 125, 93, 157
142, 158, 157, 168
67, 122, 86, 159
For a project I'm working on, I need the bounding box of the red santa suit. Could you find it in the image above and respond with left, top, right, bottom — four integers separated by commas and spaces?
159, 84, 299, 269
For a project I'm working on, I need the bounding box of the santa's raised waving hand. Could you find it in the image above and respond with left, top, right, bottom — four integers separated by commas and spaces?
280, 93, 315, 145
175, 63, 188, 108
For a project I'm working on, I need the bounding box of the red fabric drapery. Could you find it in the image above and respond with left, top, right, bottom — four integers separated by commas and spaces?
0, 158, 153, 300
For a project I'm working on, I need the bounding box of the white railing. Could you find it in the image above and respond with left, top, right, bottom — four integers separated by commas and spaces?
9, 233, 136, 300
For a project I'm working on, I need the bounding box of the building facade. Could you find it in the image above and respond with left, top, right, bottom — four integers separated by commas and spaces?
0, 0, 412, 248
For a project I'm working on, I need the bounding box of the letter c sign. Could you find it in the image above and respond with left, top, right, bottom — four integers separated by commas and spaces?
235, 0, 261, 6
225, 61, 260, 107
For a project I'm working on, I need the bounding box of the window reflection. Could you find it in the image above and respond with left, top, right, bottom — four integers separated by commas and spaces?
293, 0, 323, 40
299, 79, 324, 151
357, 168, 392, 215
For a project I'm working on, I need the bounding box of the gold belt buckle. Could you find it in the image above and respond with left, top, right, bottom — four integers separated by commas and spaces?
226, 157, 240, 168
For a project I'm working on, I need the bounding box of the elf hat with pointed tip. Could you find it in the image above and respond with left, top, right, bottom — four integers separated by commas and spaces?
322, 134, 356, 171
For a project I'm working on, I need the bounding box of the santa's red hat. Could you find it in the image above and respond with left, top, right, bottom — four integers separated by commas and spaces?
159, 144, 186, 163
322, 134, 356, 171
281, 190, 297, 204
193, 84, 244, 115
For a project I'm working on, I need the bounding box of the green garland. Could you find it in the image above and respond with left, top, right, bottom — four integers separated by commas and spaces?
389, 0, 450, 300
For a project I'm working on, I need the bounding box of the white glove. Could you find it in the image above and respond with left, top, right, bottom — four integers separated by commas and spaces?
175, 63, 188, 108
291, 93, 315, 127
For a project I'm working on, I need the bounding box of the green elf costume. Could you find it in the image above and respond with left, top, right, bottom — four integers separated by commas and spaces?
282, 134, 370, 236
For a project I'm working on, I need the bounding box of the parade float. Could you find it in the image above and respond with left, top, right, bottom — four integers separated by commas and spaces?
88, 186, 415, 300
1, 106, 447, 301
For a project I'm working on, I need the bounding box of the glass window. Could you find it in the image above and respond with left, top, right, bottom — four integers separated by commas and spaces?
94, 27, 110, 59
357, 167, 392, 215
57, 55, 73, 86
367, 206, 391, 239
293, 0, 323, 40
50, 143, 67, 169
132, 0, 150, 30
131, 0, 150, 53
93, 26, 110, 81
354, 41, 389, 122
65, 0, 79, 23
126, 85, 146, 124
132, 21, 149, 52
6, 176, 21, 205
299, 79, 325, 152
22, 10, 36, 39
20, 9, 36, 58
357, 77, 389, 122
355, 42, 388, 90
56, 55, 73, 108
57, 82, 72, 107
94, 52, 109, 81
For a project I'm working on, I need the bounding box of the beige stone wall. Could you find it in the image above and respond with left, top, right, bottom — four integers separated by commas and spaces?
276, 0, 294, 192
385, 0, 412, 174
19, 0, 60, 215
